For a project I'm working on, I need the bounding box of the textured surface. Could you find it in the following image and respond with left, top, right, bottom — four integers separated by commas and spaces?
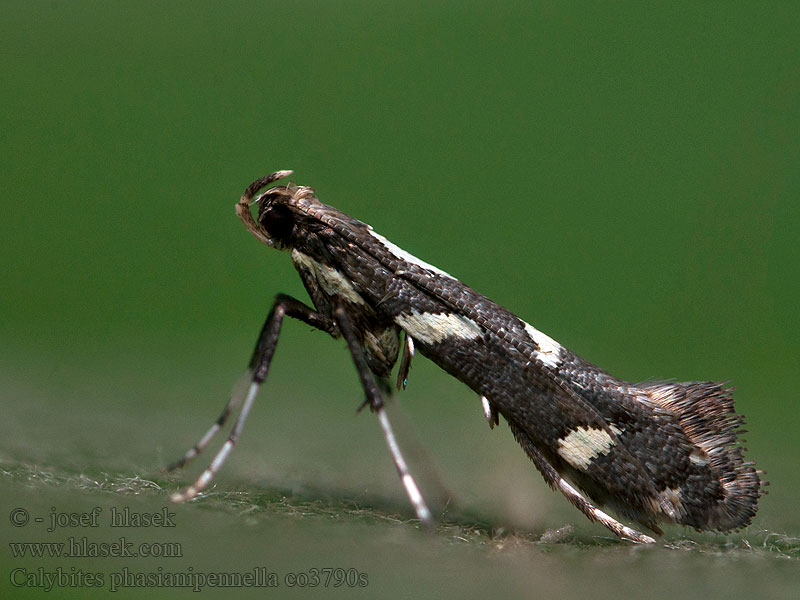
2, 2, 798, 597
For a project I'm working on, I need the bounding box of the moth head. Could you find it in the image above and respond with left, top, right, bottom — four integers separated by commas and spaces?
236, 170, 307, 250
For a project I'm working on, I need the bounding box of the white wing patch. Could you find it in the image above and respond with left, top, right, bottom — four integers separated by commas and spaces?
557, 426, 616, 470
522, 321, 562, 368
370, 230, 453, 278
395, 310, 481, 345
291, 250, 366, 306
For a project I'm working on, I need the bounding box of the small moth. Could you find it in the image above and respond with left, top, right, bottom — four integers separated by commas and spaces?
167, 170, 763, 543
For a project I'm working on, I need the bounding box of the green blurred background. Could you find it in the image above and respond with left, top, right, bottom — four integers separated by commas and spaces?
1, 2, 798, 598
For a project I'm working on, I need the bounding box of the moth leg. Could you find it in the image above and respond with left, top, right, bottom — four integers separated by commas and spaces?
507, 421, 656, 544
396, 333, 414, 391
333, 305, 434, 528
169, 294, 337, 502
481, 396, 499, 429
164, 372, 251, 473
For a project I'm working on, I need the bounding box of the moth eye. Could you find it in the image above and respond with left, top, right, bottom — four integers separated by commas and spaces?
259, 203, 295, 245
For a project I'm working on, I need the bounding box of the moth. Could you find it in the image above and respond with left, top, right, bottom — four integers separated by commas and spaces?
167, 170, 763, 543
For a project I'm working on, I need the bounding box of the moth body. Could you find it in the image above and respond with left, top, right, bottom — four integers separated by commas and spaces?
170, 171, 763, 544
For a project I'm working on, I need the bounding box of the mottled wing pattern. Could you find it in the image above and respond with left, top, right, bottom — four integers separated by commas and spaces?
258, 179, 761, 535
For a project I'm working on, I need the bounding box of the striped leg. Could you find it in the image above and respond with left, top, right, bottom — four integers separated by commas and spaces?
396, 333, 414, 391
169, 294, 336, 502
333, 305, 434, 529
507, 420, 656, 544
164, 371, 253, 472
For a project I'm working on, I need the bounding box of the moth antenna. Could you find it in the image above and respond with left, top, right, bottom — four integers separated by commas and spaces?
236, 170, 293, 248
240, 169, 293, 205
